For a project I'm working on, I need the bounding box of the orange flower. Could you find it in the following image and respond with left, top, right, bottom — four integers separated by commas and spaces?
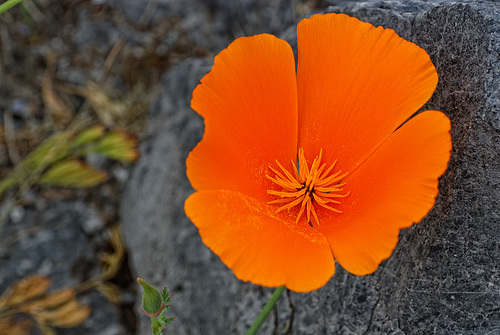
185, 13, 451, 292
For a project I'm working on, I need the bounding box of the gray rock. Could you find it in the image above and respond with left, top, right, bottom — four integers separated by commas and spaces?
121, 1, 500, 334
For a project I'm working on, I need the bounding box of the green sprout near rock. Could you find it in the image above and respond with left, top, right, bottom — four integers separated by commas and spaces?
137, 278, 175, 335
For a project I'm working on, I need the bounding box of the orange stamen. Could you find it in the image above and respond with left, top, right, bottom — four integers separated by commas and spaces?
266, 148, 350, 227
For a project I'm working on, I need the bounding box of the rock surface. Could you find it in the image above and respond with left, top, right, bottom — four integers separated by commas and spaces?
121, 1, 500, 334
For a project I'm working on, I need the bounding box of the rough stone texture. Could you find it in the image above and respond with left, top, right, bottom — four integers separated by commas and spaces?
121, 1, 500, 334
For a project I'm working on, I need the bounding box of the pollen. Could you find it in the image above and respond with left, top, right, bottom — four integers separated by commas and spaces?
266, 148, 349, 228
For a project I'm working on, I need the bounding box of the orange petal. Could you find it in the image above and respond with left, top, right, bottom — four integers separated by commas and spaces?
315, 111, 451, 275
297, 13, 438, 174
185, 190, 335, 292
187, 34, 297, 201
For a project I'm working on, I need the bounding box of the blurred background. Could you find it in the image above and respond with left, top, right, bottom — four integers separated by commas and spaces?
0, 1, 332, 334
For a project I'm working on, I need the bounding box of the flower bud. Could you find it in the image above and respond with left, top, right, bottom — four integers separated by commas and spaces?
137, 278, 164, 317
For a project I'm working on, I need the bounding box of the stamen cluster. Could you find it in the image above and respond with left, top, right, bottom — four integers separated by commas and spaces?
267, 148, 349, 227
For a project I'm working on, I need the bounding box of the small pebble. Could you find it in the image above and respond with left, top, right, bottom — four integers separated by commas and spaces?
9, 206, 25, 223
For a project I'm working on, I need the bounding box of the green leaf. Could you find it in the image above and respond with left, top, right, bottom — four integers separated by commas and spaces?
38, 160, 108, 188
0, 132, 72, 195
0, 0, 24, 15
0, 126, 138, 196
161, 316, 175, 324
92, 131, 139, 162
70, 125, 105, 148
26, 132, 72, 168
160, 287, 171, 304
0, 175, 20, 195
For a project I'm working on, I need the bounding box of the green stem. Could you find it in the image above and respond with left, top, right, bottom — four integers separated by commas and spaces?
151, 316, 161, 334
0, 0, 24, 14
246, 285, 286, 335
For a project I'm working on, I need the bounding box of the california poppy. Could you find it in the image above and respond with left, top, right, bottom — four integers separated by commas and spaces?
185, 13, 451, 292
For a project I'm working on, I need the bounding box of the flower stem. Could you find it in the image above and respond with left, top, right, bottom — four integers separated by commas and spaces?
151, 316, 161, 334
245, 285, 286, 335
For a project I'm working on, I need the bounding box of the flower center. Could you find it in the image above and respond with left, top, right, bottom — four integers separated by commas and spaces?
266, 148, 349, 228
